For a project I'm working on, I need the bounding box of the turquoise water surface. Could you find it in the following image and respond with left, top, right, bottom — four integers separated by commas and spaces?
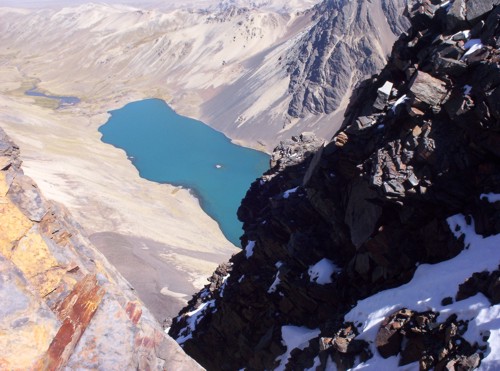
99, 99, 269, 246
25, 87, 80, 108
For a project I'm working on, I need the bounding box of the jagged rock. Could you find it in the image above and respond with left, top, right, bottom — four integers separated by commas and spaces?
269, 132, 324, 174
170, 3, 500, 370
0, 127, 202, 370
376, 309, 413, 358
287, 0, 409, 118
446, 0, 467, 32
409, 71, 448, 107
344, 179, 382, 248
373, 81, 394, 110
456, 269, 500, 304
466, 0, 500, 25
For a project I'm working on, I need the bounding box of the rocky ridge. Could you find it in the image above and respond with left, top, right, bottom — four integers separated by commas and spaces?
286, 0, 409, 118
0, 127, 201, 370
170, 1, 500, 370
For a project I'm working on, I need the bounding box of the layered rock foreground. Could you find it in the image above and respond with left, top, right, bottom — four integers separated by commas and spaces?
0, 128, 201, 370
170, 1, 500, 370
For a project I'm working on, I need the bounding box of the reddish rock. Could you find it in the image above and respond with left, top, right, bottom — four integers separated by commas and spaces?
40, 274, 105, 370
126, 301, 143, 325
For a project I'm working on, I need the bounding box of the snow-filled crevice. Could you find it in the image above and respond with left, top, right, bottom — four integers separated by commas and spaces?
342, 214, 500, 370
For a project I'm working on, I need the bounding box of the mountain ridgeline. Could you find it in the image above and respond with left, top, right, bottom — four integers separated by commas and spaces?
170, 1, 500, 370
286, 0, 409, 118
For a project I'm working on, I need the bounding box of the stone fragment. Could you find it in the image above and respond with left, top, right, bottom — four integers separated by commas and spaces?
11, 227, 67, 298
0, 197, 34, 258
434, 56, 467, 77
39, 274, 105, 370
347, 116, 377, 133
319, 337, 333, 351
344, 180, 382, 248
409, 71, 447, 107
466, 0, 500, 25
406, 0, 438, 30
7, 174, 48, 222
374, 81, 394, 110
417, 137, 435, 160
334, 132, 348, 147
376, 310, 409, 358
383, 180, 406, 196
0, 156, 11, 170
0, 255, 58, 370
125, 301, 143, 325
303, 144, 324, 186
451, 31, 470, 41
446, 0, 467, 32
406, 172, 420, 187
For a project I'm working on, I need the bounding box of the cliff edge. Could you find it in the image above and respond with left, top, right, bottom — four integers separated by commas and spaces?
0, 127, 202, 370
170, 1, 500, 370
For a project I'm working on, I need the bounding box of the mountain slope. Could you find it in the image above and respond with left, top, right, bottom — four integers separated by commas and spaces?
169, 2, 500, 370
0, 0, 407, 150
0, 0, 409, 322
0, 127, 201, 370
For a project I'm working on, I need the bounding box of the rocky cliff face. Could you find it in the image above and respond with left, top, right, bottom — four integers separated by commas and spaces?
0, 128, 201, 370
286, 0, 409, 118
170, 1, 500, 370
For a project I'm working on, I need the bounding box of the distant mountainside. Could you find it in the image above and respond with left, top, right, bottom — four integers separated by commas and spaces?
169, 1, 500, 370
0, 0, 407, 150
286, 0, 409, 118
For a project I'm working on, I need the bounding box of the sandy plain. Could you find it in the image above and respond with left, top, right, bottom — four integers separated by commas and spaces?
0, 65, 239, 320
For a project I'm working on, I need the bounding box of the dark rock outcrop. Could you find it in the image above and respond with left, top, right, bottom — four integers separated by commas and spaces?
170, 1, 500, 370
375, 309, 480, 370
286, 0, 409, 118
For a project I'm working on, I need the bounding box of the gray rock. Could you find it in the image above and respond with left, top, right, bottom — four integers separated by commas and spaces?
409, 71, 447, 107
344, 180, 382, 248
373, 81, 394, 111
466, 0, 500, 25
446, 0, 467, 32
7, 174, 48, 222
286, 0, 409, 118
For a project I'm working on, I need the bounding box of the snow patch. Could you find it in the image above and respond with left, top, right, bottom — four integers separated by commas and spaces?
275, 326, 321, 370
268, 261, 283, 293
391, 94, 408, 112
481, 193, 500, 203
308, 258, 339, 285
283, 186, 299, 199
463, 39, 483, 58
219, 274, 230, 297
344, 214, 500, 369
245, 240, 256, 258
176, 300, 216, 345
268, 274, 281, 293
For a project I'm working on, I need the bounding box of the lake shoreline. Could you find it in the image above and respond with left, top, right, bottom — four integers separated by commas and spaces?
98, 98, 269, 246
0, 66, 239, 323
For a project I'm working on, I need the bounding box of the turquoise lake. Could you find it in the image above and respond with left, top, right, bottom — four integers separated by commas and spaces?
25, 87, 80, 108
98, 98, 269, 246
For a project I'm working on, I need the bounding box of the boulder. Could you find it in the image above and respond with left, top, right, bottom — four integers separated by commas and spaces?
409, 71, 447, 107
466, 0, 500, 25
373, 81, 394, 111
